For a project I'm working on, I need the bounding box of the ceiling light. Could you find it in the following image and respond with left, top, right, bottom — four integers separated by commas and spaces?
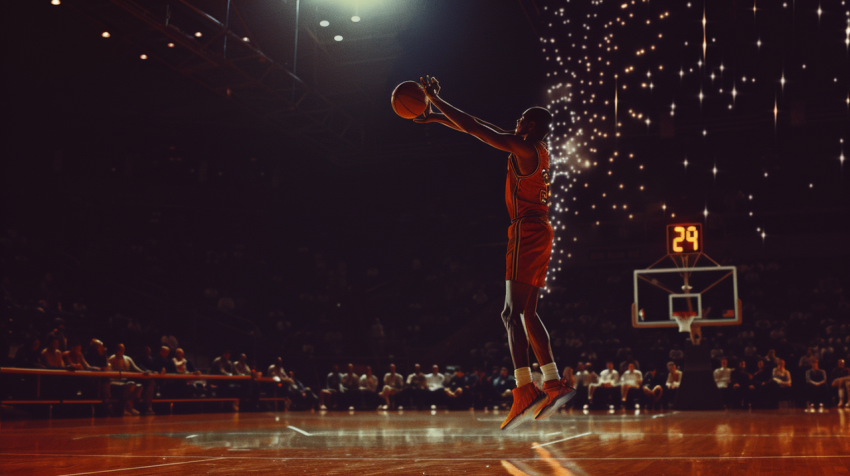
320, 20, 330, 27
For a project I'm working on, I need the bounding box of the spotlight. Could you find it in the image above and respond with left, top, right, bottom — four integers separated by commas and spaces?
194, 32, 202, 37
334, 35, 343, 41
51, 0, 60, 4
101, 31, 110, 38
140, 54, 148, 60
167, 43, 175, 48
320, 20, 330, 27
351, 16, 361, 22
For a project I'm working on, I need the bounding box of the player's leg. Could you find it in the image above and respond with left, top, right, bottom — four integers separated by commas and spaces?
502, 281, 531, 369
499, 281, 544, 430
517, 284, 554, 366
516, 283, 577, 419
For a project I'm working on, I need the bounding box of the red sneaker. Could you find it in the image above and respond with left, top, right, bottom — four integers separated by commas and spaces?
500, 382, 545, 431
534, 379, 576, 420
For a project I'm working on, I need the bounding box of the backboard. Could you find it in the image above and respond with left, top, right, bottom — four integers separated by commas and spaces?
631, 265, 742, 329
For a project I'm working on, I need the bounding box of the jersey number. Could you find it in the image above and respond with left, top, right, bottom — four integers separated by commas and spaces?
540, 169, 551, 204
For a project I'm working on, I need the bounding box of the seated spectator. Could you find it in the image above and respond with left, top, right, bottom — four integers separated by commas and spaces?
86, 339, 108, 370
209, 350, 240, 405
379, 363, 404, 409
730, 360, 753, 409
40, 336, 66, 369
210, 350, 235, 375
665, 362, 681, 407
150, 346, 173, 374
491, 367, 515, 407
620, 362, 642, 406
641, 364, 664, 410
340, 363, 360, 408
574, 362, 597, 409
108, 343, 150, 415
714, 358, 733, 406
619, 355, 640, 375
267, 357, 294, 399
589, 361, 620, 408
358, 366, 382, 409
234, 354, 252, 376
319, 365, 343, 410
445, 366, 475, 409
805, 359, 829, 408
170, 348, 203, 397
288, 370, 319, 411
63, 342, 97, 371
172, 348, 200, 375
425, 364, 461, 407
751, 359, 773, 408
137, 347, 155, 373
831, 359, 849, 408
402, 363, 428, 409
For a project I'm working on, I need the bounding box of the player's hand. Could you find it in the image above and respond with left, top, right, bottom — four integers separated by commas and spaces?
413, 104, 439, 123
419, 75, 440, 98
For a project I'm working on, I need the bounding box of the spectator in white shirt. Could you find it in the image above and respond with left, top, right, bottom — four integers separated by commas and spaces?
620, 362, 643, 404
379, 363, 404, 409
665, 361, 681, 408
574, 362, 598, 409
589, 361, 620, 407
425, 364, 447, 407
714, 359, 732, 387
107, 343, 150, 415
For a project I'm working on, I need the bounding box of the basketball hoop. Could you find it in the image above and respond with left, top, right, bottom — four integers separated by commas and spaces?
672, 311, 698, 333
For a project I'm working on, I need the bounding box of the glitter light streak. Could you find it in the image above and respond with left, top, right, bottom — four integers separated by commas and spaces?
535, 0, 848, 275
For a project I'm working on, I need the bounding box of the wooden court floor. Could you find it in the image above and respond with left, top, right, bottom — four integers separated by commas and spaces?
1, 408, 848, 475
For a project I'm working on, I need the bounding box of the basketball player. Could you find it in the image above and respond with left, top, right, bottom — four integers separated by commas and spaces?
414, 75, 575, 430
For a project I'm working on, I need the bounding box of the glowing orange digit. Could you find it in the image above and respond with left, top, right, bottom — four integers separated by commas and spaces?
686, 226, 699, 251
673, 226, 685, 252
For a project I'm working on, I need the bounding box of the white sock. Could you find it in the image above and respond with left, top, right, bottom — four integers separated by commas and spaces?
515, 367, 532, 387
541, 362, 559, 382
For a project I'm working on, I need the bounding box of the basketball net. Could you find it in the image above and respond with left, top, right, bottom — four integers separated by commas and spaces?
672, 311, 697, 333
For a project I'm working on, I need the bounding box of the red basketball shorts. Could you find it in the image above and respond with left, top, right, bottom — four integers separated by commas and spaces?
505, 216, 554, 288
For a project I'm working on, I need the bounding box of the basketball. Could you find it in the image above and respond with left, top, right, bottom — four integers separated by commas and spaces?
391, 81, 428, 119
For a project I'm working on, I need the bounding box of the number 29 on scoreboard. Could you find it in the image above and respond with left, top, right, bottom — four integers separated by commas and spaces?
666, 223, 703, 254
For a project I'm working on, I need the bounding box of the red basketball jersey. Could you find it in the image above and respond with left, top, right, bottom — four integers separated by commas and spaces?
505, 142, 551, 221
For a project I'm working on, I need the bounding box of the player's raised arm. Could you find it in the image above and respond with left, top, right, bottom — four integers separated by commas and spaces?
417, 76, 534, 157
414, 106, 510, 134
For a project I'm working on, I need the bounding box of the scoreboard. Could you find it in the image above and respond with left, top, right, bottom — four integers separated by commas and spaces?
666, 223, 702, 255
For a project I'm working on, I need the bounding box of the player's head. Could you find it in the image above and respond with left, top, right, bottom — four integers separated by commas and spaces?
516, 107, 552, 141
720, 358, 728, 367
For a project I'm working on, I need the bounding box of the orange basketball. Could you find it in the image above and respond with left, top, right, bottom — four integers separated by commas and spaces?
391, 81, 428, 119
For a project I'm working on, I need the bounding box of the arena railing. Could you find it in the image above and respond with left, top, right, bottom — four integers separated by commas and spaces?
0, 367, 291, 415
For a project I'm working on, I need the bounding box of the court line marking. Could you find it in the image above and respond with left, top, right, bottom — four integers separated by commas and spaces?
286, 425, 312, 436
3, 452, 850, 462
532, 432, 593, 448
57, 458, 222, 476
544, 432, 563, 437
